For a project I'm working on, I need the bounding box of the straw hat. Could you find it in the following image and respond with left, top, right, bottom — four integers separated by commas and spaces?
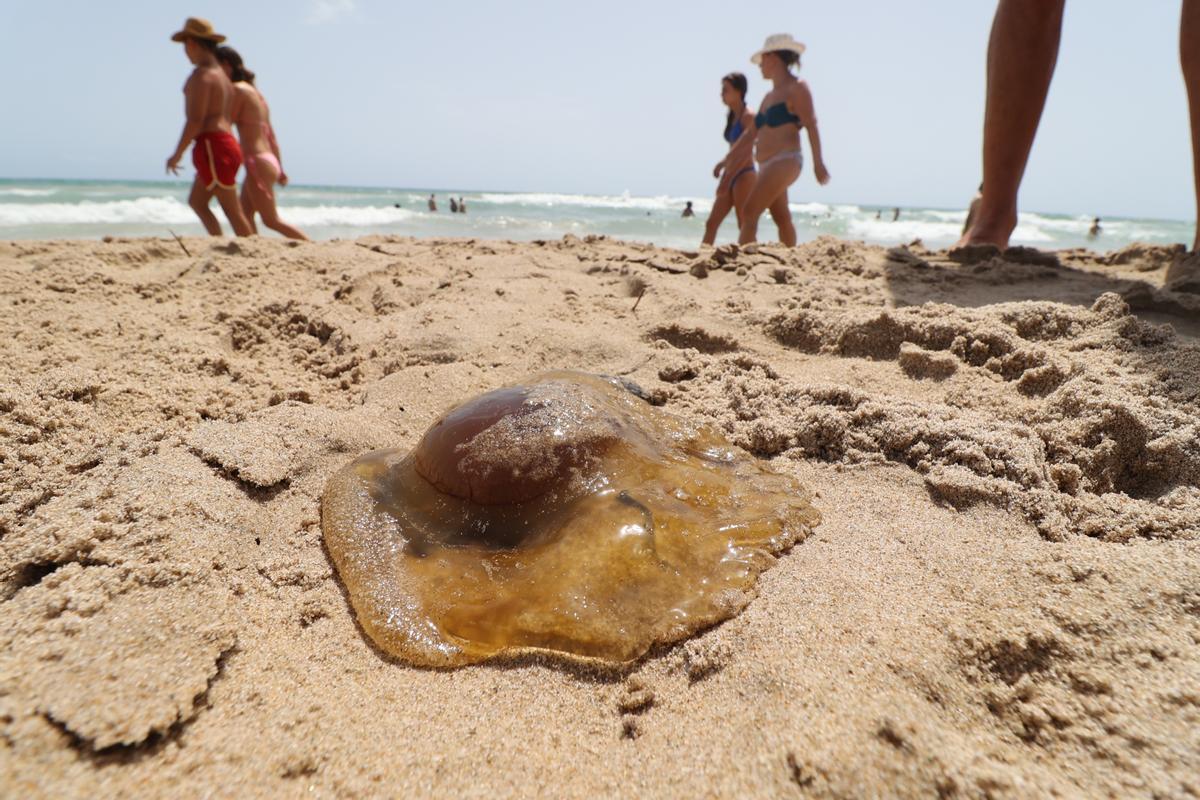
170, 17, 226, 43
750, 33, 806, 65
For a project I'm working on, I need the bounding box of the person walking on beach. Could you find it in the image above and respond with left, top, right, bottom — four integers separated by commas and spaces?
165, 18, 252, 237
428, 194, 437, 212
216, 47, 308, 241
959, 0, 1200, 254
738, 35, 831, 246
703, 73, 757, 245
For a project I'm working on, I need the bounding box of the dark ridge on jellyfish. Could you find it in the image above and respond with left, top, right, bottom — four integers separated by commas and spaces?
321, 371, 821, 667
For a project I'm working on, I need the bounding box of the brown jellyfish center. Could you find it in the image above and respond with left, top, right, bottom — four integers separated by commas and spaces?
413, 382, 622, 506
321, 371, 822, 667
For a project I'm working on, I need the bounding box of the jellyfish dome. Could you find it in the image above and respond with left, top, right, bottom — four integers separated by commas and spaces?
321, 371, 820, 667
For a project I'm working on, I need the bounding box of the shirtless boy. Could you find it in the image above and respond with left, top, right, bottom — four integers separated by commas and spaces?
165, 18, 252, 237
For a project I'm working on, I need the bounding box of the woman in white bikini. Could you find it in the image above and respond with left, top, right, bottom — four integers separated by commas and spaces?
216, 47, 308, 240
738, 34, 831, 246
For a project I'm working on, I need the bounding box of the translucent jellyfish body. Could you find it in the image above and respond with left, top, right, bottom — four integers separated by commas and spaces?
321, 372, 819, 667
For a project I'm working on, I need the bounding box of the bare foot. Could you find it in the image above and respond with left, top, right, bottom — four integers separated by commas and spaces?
955, 209, 1017, 251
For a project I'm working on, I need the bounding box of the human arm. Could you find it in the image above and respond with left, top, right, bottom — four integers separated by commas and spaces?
714, 110, 758, 179
167, 73, 209, 174
792, 82, 830, 185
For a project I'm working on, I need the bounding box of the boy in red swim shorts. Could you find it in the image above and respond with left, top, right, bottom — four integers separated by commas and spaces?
165, 18, 252, 237
193, 131, 242, 191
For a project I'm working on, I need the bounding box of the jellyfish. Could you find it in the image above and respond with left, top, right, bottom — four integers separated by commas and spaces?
321, 371, 819, 667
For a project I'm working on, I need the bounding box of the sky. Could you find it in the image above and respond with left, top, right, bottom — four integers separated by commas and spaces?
0, 1, 1194, 220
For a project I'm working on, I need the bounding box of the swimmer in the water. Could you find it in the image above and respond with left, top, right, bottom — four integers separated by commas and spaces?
682, 201, 695, 218
449, 197, 459, 213
1089, 216, 1102, 238
703, 72, 757, 245
428, 194, 437, 212
738, 34, 831, 246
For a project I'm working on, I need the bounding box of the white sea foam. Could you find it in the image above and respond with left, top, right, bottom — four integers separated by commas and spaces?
0, 199, 417, 228
473, 192, 694, 211
0, 180, 1188, 249
0, 198, 196, 226
846, 218, 965, 244
0, 187, 58, 198
278, 205, 415, 226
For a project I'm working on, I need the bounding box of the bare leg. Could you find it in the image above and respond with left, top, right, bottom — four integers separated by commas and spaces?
240, 183, 259, 235
213, 186, 253, 237
1183, 0, 1200, 251
767, 190, 796, 247
703, 192, 734, 245
738, 161, 801, 245
246, 162, 309, 241
188, 180, 222, 236
732, 172, 757, 229
960, 0, 1066, 249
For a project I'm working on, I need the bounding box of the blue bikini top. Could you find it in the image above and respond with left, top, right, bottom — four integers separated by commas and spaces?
755, 102, 801, 129
724, 118, 744, 144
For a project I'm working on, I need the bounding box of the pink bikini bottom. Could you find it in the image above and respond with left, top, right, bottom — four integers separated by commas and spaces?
243, 151, 281, 194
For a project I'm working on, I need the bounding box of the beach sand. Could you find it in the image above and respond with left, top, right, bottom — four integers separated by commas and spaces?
1, 233, 1197, 798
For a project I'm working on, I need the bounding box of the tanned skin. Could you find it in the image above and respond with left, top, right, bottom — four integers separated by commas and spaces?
737, 52, 831, 246
166, 37, 252, 237
961, 0, 1200, 253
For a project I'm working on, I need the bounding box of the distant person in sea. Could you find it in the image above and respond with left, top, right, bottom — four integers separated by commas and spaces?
1089, 217, 1102, 239
458, 197, 467, 213
216, 46, 308, 241
703, 72, 757, 245
959, 0, 1200, 254
428, 194, 437, 212
682, 201, 695, 218
875, 209, 882, 220
738, 35, 831, 247
165, 18, 252, 237
892, 207, 900, 222
963, 184, 984, 236
449, 197, 459, 213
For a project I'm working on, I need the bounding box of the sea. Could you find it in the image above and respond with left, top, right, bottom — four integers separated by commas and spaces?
0, 178, 1193, 252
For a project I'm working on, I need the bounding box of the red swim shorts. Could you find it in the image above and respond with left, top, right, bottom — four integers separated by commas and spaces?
193, 131, 242, 190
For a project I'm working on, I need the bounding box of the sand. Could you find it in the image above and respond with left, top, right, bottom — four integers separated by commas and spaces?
0, 232, 1197, 798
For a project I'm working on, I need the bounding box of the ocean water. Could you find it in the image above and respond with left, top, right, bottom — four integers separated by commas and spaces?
0, 178, 1193, 252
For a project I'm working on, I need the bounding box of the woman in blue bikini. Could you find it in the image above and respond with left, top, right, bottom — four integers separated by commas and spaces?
702, 73, 758, 245
738, 34, 831, 246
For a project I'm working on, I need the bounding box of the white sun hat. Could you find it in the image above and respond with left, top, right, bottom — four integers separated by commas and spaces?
750, 33, 806, 65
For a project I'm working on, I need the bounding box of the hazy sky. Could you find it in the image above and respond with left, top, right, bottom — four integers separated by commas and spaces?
1, 1, 1194, 219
